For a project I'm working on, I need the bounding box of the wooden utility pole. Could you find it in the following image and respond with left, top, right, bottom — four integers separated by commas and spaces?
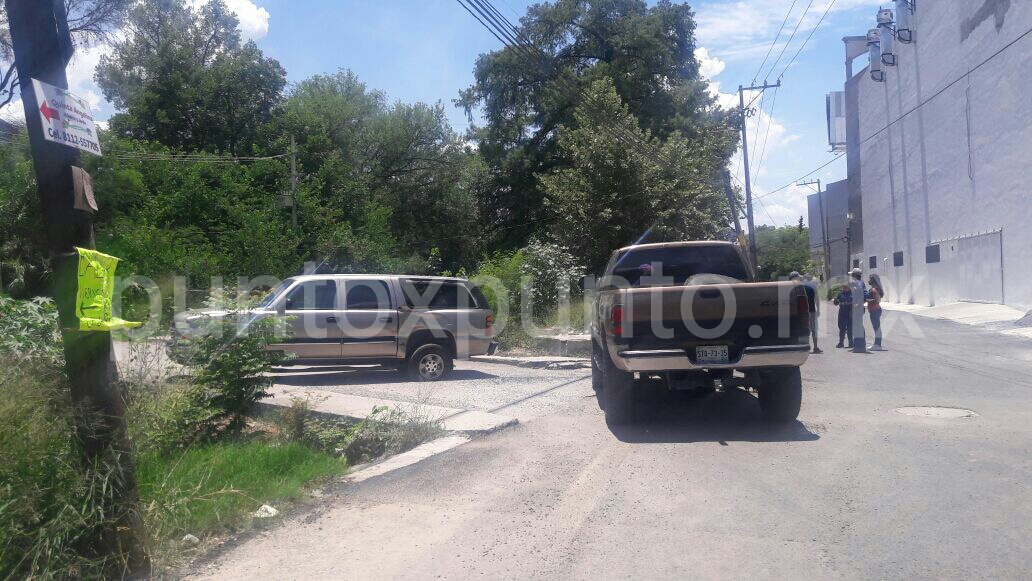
6, 0, 148, 573
738, 80, 780, 271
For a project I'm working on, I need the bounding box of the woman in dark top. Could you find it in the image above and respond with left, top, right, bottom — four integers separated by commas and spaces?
867, 275, 885, 351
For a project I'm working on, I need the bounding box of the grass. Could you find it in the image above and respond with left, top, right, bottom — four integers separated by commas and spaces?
137, 440, 345, 544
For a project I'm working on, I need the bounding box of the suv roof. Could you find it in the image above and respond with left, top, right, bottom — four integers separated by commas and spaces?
288, 274, 469, 283
613, 240, 736, 254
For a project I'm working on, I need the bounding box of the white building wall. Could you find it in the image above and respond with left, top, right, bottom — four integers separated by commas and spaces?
856, 1, 1032, 310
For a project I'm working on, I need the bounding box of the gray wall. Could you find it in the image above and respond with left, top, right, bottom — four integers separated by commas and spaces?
807, 179, 850, 279
855, 1, 1032, 309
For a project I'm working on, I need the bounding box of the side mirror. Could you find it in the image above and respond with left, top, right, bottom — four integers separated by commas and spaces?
275, 301, 286, 316
577, 275, 595, 292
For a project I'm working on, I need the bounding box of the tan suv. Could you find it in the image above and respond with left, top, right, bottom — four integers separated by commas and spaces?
172, 275, 497, 381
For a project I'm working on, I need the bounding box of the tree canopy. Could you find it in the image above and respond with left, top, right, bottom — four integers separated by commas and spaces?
457, 0, 737, 248
96, 0, 286, 154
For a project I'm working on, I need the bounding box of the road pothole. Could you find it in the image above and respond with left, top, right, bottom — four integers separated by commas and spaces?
895, 406, 977, 419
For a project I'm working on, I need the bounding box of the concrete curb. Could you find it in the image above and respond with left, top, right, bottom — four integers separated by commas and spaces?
257, 386, 519, 436
470, 354, 591, 370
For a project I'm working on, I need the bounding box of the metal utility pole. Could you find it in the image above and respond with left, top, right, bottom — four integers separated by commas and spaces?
799, 179, 832, 282
5, 0, 148, 573
290, 135, 298, 231
738, 81, 780, 270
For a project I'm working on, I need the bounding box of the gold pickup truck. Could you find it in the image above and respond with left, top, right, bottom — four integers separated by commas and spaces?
590, 241, 811, 424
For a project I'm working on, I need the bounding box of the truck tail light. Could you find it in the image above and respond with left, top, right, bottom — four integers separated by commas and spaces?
797, 294, 810, 333
611, 305, 624, 337
485, 314, 494, 337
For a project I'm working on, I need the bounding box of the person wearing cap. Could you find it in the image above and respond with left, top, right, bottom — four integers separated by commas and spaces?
833, 283, 853, 348
849, 267, 868, 353
790, 271, 822, 354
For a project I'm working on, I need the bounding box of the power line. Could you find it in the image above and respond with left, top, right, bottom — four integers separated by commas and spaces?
764, 0, 815, 80
754, 153, 845, 200
777, 0, 838, 80
860, 24, 1032, 145
751, 85, 779, 186
753, 0, 798, 83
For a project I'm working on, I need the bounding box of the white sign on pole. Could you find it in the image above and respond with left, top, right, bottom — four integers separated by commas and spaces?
31, 78, 102, 156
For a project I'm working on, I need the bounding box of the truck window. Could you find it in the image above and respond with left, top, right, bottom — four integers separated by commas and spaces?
400, 279, 477, 308
611, 245, 750, 286
345, 279, 392, 309
283, 280, 337, 310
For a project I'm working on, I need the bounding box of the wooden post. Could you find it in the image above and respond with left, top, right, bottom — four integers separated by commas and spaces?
5, 0, 148, 574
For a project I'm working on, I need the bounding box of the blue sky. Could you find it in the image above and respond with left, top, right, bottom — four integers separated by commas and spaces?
50, 0, 888, 227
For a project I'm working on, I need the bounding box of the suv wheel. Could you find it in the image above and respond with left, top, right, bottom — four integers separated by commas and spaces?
601, 346, 635, 425
758, 367, 803, 421
408, 344, 453, 381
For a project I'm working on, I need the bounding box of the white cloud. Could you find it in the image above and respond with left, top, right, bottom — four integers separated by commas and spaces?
696, 46, 726, 80
190, 0, 270, 40
695, 0, 882, 66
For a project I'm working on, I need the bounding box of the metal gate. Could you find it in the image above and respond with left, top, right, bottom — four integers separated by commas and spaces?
931, 231, 1004, 304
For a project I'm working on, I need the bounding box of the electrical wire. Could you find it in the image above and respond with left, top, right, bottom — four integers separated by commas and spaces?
764, 0, 815, 80
751, 85, 779, 186
753, 0, 798, 83
753, 153, 845, 200
777, 0, 838, 80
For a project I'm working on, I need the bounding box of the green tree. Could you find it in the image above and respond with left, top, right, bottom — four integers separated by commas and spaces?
270, 70, 487, 273
457, 0, 737, 248
754, 222, 810, 280
96, 0, 286, 154
540, 79, 730, 273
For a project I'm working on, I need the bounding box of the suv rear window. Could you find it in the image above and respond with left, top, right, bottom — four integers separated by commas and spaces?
611, 245, 749, 286
400, 280, 479, 309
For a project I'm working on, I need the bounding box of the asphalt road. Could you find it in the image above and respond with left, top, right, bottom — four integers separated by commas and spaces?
192, 308, 1032, 580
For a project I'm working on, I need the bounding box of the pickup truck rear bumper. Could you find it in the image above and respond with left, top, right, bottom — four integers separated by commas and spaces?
610, 343, 810, 372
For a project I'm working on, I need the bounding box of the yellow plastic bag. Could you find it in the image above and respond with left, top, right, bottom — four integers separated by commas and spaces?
75, 247, 142, 331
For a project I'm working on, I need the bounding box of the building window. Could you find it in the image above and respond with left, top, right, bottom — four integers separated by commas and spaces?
869, 256, 877, 269
926, 244, 941, 264
853, 259, 860, 268
893, 251, 904, 267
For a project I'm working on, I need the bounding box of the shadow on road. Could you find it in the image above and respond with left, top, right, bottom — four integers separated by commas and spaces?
607, 386, 820, 444
270, 366, 497, 386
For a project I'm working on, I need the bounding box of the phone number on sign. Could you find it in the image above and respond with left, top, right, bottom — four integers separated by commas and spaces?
47, 127, 101, 153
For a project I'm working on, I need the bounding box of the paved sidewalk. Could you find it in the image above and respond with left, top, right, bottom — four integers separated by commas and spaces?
882, 301, 1032, 339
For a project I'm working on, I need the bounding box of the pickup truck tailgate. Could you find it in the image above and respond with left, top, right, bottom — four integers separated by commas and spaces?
617, 281, 808, 351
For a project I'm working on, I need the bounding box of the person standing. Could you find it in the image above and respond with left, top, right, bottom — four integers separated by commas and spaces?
849, 267, 868, 353
791, 271, 822, 354
833, 283, 853, 348
867, 274, 885, 351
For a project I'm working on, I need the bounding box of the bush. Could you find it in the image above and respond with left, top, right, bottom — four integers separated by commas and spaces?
182, 312, 286, 431
0, 295, 64, 371
520, 239, 584, 314
0, 371, 129, 579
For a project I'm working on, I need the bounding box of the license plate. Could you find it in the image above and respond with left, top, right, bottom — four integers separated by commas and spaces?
696, 345, 730, 364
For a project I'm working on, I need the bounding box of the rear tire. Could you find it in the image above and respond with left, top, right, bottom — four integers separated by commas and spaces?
407, 344, 453, 381
758, 367, 803, 421
601, 345, 635, 425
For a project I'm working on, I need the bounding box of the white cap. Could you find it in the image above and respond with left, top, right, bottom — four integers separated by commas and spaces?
851, 267, 863, 275
789, 271, 801, 279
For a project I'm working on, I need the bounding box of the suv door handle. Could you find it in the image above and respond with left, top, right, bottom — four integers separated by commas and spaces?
326, 316, 337, 323
379, 316, 393, 322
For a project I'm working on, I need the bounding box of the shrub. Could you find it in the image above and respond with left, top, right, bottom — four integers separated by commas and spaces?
184, 316, 285, 431
0, 295, 64, 371
520, 239, 584, 314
